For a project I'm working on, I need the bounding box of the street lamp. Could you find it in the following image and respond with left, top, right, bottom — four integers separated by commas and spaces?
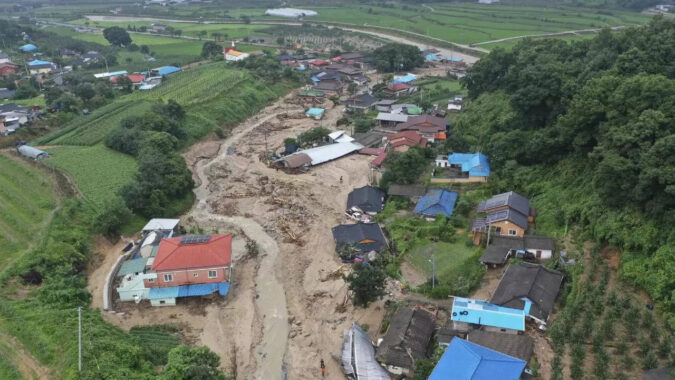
428, 253, 435, 289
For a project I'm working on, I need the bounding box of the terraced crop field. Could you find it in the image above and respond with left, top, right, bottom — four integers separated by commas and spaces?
44, 144, 137, 207
37, 101, 153, 146
0, 155, 56, 269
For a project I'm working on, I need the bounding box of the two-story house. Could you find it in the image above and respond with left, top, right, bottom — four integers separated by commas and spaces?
470, 191, 536, 245
145, 234, 232, 306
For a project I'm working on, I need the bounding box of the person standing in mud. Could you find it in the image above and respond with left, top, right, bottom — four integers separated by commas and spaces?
320, 358, 326, 378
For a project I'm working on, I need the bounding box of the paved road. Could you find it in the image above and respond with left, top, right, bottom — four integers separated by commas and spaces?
472, 26, 626, 46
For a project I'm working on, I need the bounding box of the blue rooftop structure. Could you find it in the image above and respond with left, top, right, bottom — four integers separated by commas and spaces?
441, 56, 463, 62
27, 59, 52, 66
448, 153, 490, 177
19, 44, 37, 52
305, 107, 325, 117
154, 66, 181, 76
148, 282, 230, 300
414, 189, 458, 217
451, 297, 527, 331
425, 53, 440, 61
429, 337, 526, 380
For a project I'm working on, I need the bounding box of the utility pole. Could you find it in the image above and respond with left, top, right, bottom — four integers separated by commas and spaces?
78, 306, 82, 373
429, 254, 435, 289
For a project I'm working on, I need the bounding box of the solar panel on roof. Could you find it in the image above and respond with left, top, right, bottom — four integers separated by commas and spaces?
179, 235, 211, 245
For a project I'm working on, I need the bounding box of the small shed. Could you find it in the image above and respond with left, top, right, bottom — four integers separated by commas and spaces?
17, 145, 48, 160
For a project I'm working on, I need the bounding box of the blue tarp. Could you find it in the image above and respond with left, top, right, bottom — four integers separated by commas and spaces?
19, 44, 37, 52
440, 56, 463, 62
451, 297, 525, 331
414, 189, 458, 217
155, 66, 181, 76
425, 53, 440, 61
430, 337, 526, 380
148, 282, 230, 300
391, 73, 417, 84
448, 152, 490, 177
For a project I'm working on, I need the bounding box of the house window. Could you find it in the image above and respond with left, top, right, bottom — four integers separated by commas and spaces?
494, 227, 502, 234
508, 229, 517, 236
208, 270, 217, 278
159, 300, 166, 305
148, 278, 155, 283
163, 273, 173, 282
193, 273, 199, 278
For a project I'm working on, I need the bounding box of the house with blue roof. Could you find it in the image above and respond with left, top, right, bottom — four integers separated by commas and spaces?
413, 189, 458, 219
429, 337, 527, 380
435, 152, 490, 183
152, 66, 181, 76
451, 297, 527, 333
27, 59, 54, 75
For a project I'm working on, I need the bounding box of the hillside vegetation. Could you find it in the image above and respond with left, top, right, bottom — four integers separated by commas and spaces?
0, 155, 56, 269
456, 16, 674, 327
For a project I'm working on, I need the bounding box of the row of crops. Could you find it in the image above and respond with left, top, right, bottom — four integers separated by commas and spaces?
128, 325, 181, 365
44, 145, 138, 207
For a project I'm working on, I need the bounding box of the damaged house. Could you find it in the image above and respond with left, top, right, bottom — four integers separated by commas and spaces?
376, 306, 435, 376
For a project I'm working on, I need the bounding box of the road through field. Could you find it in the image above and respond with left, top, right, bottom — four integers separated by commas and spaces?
84, 15, 483, 59
189, 113, 289, 380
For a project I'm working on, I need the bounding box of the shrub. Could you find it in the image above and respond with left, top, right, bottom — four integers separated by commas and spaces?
347, 263, 386, 307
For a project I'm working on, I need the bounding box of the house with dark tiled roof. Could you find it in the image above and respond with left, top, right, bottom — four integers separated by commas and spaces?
467, 330, 534, 363
344, 92, 378, 112
346, 186, 386, 221
376, 306, 435, 376
490, 263, 564, 328
331, 223, 388, 259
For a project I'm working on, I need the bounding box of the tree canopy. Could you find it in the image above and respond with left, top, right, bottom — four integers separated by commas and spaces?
457, 16, 675, 326
372, 43, 424, 72
103, 26, 132, 47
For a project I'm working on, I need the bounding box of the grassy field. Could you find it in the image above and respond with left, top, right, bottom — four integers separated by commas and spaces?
0, 155, 56, 270
408, 240, 481, 283
44, 144, 137, 207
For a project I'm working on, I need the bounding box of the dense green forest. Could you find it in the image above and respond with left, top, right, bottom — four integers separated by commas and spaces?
456, 16, 674, 327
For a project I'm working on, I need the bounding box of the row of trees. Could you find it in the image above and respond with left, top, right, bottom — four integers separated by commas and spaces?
104, 100, 194, 222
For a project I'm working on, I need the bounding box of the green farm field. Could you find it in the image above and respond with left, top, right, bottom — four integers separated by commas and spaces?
408, 240, 482, 284
0, 155, 56, 270
309, 3, 650, 45
44, 144, 137, 207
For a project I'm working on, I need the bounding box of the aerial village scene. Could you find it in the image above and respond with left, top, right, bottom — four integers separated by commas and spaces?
0, 0, 673, 379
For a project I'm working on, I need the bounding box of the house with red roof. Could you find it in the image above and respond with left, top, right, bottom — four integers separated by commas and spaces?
110, 73, 146, 88
0, 62, 19, 77
395, 115, 447, 141
386, 130, 428, 152
384, 83, 416, 98
140, 234, 232, 306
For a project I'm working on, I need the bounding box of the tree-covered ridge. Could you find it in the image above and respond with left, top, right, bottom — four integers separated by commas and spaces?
457, 16, 674, 326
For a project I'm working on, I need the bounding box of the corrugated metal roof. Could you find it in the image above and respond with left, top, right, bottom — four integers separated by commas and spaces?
290, 141, 363, 166
413, 189, 458, 217
142, 218, 180, 231
451, 297, 526, 331
448, 152, 490, 177
305, 107, 324, 116
375, 112, 408, 122
429, 337, 526, 380
152, 234, 231, 271
148, 282, 229, 300
117, 257, 148, 277
18, 145, 48, 159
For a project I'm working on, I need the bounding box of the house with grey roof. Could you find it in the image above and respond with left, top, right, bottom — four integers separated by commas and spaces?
471, 191, 537, 245
376, 306, 435, 376
480, 235, 556, 267
346, 185, 386, 221
331, 223, 388, 260
467, 330, 534, 362
491, 263, 564, 328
